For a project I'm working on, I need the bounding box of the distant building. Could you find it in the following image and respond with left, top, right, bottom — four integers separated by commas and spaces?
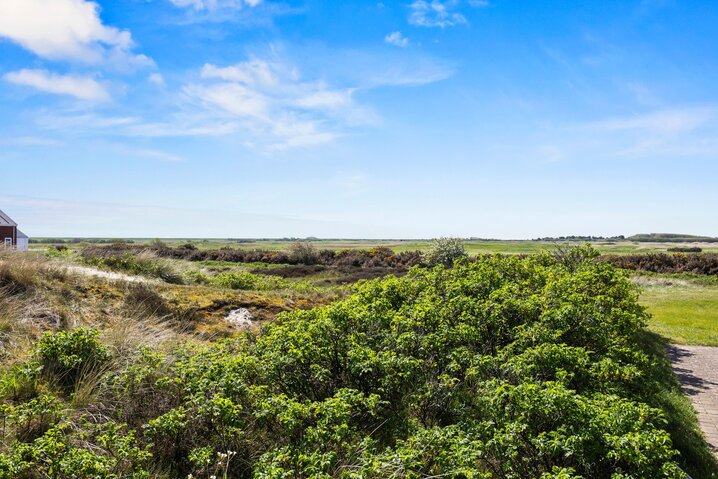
0, 209, 29, 251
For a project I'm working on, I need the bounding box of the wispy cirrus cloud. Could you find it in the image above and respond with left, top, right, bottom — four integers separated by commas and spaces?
586, 107, 716, 134
408, 0, 488, 28
168, 0, 262, 11
28, 49, 453, 150
182, 59, 360, 148
3, 69, 111, 102
0, 0, 152, 69
546, 106, 718, 160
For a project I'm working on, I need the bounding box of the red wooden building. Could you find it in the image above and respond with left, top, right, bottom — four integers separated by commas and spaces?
0, 209, 29, 251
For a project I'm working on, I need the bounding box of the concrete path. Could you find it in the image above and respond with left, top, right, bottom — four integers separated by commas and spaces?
668, 344, 718, 456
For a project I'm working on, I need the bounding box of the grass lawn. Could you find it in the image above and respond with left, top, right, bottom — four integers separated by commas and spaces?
32, 238, 718, 255
638, 275, 718, 346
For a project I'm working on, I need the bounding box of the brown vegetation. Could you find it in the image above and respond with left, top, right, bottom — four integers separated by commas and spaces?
80, 244, 424, 268
603, 253, 718, 276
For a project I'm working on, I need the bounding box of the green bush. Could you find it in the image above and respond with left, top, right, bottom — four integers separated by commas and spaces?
112, 247, 694, 477
425, 237, 468, 266
32, 328, 111, 390
1, 247, 711, 478
288, 241, 320, 265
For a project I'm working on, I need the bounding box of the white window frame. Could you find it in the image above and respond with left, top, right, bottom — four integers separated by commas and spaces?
3, 238, 12, 247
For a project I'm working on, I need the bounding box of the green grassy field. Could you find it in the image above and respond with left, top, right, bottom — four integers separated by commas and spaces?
636, 274, 718, 346
30, 238, 718, 254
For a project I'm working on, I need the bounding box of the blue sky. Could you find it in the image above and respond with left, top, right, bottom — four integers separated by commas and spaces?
1, 0, 717, 238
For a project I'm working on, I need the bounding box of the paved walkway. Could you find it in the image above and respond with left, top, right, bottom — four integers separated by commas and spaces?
667, 344, 718, 456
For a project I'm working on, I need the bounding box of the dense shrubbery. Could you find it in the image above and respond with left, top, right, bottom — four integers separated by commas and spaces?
605, 253, 718, 276
0, 247, 698, 477
80, 244, 425, 269
667, 247, 702, 253
32, 328, 111, 390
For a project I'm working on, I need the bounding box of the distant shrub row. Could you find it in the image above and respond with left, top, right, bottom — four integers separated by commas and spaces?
81, 244, 425, 269
667, 247, 702, 253
603, 253, 718, 276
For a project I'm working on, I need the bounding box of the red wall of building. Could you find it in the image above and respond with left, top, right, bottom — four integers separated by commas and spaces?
0, 226, 17, 246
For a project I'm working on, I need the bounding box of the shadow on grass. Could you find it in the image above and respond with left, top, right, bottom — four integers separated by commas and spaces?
639, 330, 718, 478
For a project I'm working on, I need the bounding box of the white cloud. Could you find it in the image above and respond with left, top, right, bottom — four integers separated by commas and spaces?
168, 0, 262, 11
184, 60, 361, 148
3, 69, 110, 102
409, 0, 467, 28
148, 73, 166, 87
131, 149, 185, 162
408, 0, 487, 28
184, 82, 269, 119
548, 106, 718, 159
25, 51, 452, 150
201, 61, 277, 88
385, 31, 409, 48
0, 0, 151, 68
587, 107, 715, 134
293, 90, 353, 109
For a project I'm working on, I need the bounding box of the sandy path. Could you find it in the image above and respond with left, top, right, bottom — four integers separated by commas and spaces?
65, 265, 151, 283
668, 344, 718, 457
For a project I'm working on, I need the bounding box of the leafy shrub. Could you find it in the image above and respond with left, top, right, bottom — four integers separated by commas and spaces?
288, 241, 320, 265
2, 247, 708, 477
32, 328, 111, 390
0, 422, 151, 479
425, 236, 468, 266
110, 247, 692, 477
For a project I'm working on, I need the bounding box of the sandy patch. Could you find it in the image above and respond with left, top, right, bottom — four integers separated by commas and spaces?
66, 265, 151, 283
225, 308, 255, 328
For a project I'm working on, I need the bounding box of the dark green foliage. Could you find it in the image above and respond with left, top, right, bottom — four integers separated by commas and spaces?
1, 247, 712, 478
425, 236, 468, 266
32, 328, 111, 390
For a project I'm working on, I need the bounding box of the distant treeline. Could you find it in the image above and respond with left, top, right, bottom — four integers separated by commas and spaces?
603, 253, 718, 276
627, 233, 718, 243
532, 235, 626, 242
